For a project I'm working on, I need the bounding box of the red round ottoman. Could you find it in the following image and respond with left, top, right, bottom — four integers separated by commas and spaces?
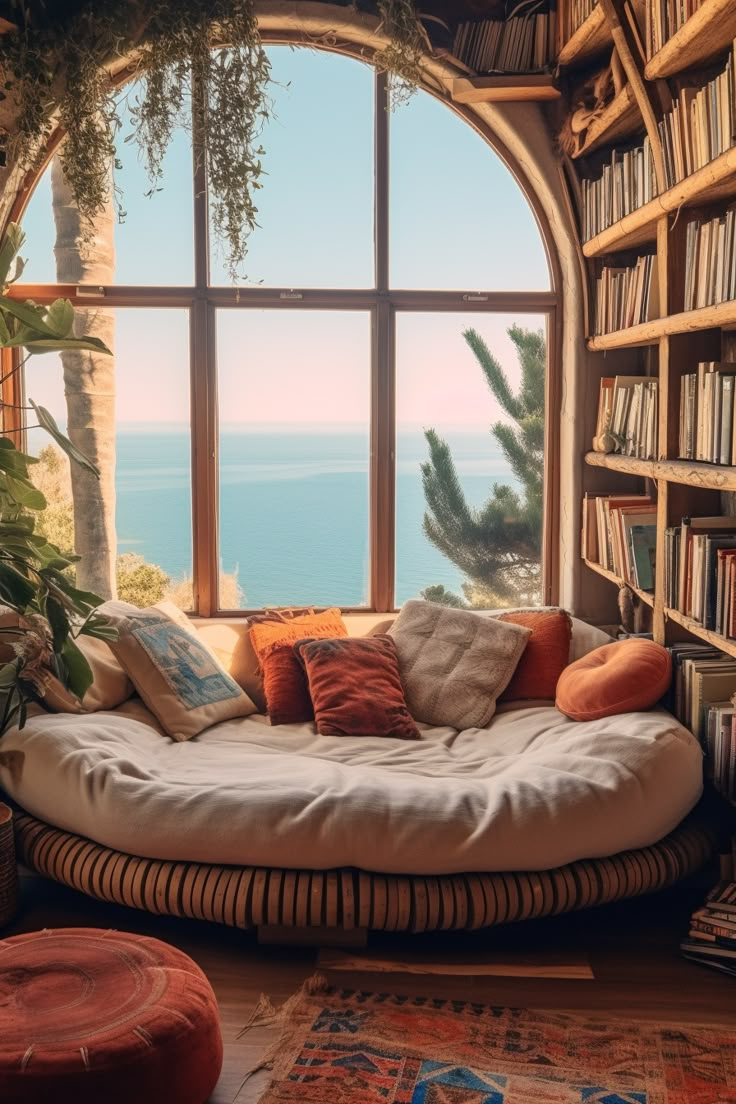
0, 928, 222, 1103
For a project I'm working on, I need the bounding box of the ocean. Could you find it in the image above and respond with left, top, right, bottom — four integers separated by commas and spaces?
113, 427, 520, 608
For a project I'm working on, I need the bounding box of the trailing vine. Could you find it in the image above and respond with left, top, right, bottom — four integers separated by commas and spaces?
0, 0, 425, 277
375, 0, 425, 109
0, 0, 271, 280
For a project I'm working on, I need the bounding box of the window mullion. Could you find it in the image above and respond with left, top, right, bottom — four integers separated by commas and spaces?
371, 299, 395, 612
375, 71, 389, 297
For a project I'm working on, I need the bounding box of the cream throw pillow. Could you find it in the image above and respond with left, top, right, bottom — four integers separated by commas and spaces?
108, 600, 257, 740
389, 600, 531, 729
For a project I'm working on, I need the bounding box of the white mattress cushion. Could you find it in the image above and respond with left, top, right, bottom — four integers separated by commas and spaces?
0, 701, 702, 875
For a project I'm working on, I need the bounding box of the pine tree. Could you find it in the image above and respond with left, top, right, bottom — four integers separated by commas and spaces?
421, 324, 545, 607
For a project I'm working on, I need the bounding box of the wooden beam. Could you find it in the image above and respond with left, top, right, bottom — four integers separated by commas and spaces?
558, 5, 612, 66
645, 0, 736, 79
451, 76, 560, 104
585, 450, 736, 491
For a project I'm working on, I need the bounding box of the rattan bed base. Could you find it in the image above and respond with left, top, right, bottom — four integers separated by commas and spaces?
12, 807, 716, 934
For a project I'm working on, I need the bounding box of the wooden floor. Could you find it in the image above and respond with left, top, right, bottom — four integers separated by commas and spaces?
6, 872, 736, 1103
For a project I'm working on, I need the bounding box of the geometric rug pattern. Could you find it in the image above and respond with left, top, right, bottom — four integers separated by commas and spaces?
258, 983, 736, 1103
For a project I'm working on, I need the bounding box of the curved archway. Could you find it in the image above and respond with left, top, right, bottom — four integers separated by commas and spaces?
6, 3, 585, 616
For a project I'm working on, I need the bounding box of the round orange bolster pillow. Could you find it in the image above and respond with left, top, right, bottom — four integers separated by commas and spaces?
555, 639, 672, 721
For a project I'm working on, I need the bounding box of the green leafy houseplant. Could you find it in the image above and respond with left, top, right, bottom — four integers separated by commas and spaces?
0, 223, 114, 737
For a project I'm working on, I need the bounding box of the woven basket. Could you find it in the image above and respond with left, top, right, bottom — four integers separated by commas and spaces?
0, 802, 17, 928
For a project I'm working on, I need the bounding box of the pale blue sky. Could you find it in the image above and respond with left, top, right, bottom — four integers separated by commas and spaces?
19, 45, 550, 427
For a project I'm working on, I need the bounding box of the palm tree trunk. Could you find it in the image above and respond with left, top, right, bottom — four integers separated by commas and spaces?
51, 156, 117, 599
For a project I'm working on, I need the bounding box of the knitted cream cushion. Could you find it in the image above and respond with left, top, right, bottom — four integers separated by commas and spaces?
389, 600, 531, 729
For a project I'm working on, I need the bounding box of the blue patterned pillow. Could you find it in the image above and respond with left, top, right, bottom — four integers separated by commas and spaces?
109, 602, 256, 740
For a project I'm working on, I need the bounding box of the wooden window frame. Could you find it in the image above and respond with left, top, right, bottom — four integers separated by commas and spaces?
6, 51, 560, 618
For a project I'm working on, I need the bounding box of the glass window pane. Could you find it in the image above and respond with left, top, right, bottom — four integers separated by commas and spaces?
217, 310, 370, 607
389, 91, 550, 291
209, 47, 375, 287
24, 308, 193, 608
19, 82, 194, 286
395, 312, 546, 608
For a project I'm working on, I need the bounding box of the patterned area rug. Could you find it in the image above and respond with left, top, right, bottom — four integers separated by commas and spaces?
253, 978, 736, 1103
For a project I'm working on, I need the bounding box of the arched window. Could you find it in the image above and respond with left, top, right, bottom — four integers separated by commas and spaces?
14, 44, 556, 615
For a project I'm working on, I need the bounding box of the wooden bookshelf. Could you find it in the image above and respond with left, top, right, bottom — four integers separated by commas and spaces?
564, 0, 736, 668
665, 608, 736, 660
558, 5, 613, 67
572, 85, 640, 159
451, 75, 560, 104
584, 452, 736, 491
583, 557, 655, 607
582, 146, 736, 258
645, 0, 736, 80
587, 301, 736, 351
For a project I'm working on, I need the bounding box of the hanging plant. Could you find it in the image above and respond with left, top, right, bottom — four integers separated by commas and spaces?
374, 0, 426, 109
0, 0, 425, 277
1, 0, 271, 281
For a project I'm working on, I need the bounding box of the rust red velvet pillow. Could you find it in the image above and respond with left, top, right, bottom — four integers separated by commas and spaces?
497, 609, 572, 701
295, 635, 420, 739
250, 608, 347, 726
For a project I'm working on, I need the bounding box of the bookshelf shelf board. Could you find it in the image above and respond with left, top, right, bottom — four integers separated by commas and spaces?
572, 85, 641, 159
451, 75, 561, 104
558, 5, 612, 67
645, 0, 736, 80
583, 557, 655, 607
582, 146, 736, 258
584, 451, 736, 491
587, 301, 736, 350
665, 607, 736, 659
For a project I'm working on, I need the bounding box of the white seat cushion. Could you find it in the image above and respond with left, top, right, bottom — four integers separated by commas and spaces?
0, 700, 702, 875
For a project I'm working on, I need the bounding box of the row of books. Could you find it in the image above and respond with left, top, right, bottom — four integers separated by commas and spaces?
682, 879, 736, 977
593, 254, 658, 334
704, 702, 736, 801
658, 44, 736, 189
663, 515, 736, 633
561, 0, 597, 42
647, 0, 706, 59
684, 206, 736, 311
678, 362, 736, 463
581, 140, 657, 241
668, 641, 736, 745
582, 492, 656, 590
595, 375, 659, 459
453, 10, 556, 73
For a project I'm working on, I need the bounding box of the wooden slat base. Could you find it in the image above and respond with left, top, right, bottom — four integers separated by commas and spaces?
258, 923, 368, 948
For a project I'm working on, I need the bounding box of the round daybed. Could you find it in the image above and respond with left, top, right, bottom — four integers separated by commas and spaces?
0, 692, 714, 934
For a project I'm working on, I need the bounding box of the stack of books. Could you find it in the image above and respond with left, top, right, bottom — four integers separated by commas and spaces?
684, 208, 736, 311
453, 2, 556, 73
594, 255, 658, 334
681, 881, 736, 977
658, 45, 736, 188
679, 362, 736, 462
663, 515, 736, 629
581, 491, 656, 589
647, 0, 707, 58
668, 642, 736, 743
594, 375, 659, 459
704, 702, 736, 801
562, 0, 598, 42
581, 139, 657, 240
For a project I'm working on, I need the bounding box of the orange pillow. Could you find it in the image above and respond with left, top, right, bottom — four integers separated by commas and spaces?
295, 635, 420, 739
555, 639, 671, 721
249, 608, 347, 725
497, 609, 572, 701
